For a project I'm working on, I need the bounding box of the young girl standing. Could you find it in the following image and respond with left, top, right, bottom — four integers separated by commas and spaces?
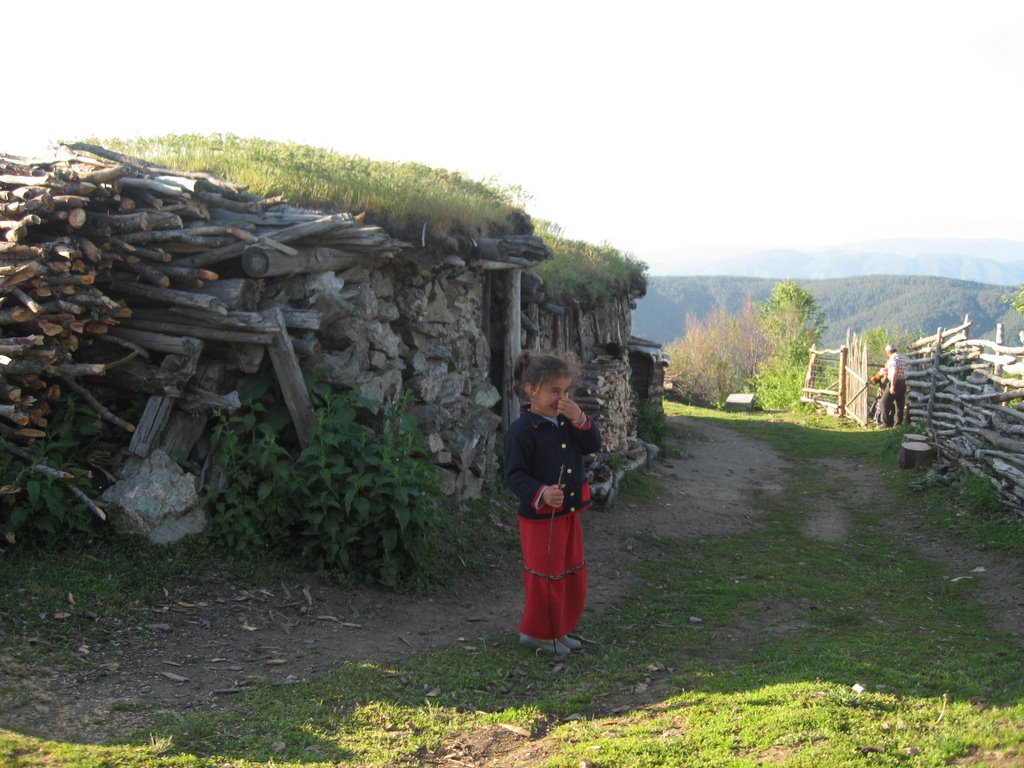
504, 350, 602, 655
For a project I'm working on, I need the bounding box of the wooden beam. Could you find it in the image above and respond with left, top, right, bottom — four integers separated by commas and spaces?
501, 268, 522, 431
263, 306, 315, 448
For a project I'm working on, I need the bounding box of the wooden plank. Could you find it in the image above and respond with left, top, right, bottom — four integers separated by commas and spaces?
501, 269, 521, 432
129, 396, 175, 457
263, 306, 314, 448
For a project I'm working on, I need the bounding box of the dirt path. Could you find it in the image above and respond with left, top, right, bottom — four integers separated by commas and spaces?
2, 415, 1022, 748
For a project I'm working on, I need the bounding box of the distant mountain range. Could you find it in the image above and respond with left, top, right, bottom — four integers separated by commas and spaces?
631, 238, 1024, 348
633, 274, 1023, 349
657, 238, 1024, 285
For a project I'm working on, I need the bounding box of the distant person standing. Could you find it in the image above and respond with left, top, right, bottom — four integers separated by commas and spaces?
880, 344, 908, 427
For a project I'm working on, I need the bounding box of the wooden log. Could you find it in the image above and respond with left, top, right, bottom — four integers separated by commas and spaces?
161, 410, 208, 460
115, 229, 229, 247
26, 461, 106, 520
898, 440, 937, 469
957, 338, 1024, 356
103, 359, 182, 397
976, 428, 1024, 454
60, 377, 134, 433
174, 213, 357, 268
912, 318, 972, 348
80, 163, 128, 185
0, 404, 30, 426
241, 244, 359, 277
192, 277, 258, 310
181, 386, 241, 412
263, 306, 314, 448
281, 308, 321, 331
107, 281, 228, 314
0, 260, 40, 290
0, 195, 54, 216
107, 238, 172, 262
128, 306, 278, 333
84, 211, 153, 234
119, 177, 193, 197
0, 384, 23, 403
105, 327, 202, 356
116, 259, 171, 287
117, 317, 276, 345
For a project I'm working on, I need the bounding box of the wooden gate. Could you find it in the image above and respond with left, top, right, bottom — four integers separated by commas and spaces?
801, 330, 873, 426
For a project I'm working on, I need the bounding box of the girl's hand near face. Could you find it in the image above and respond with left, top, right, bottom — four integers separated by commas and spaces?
557, 394, 582, 422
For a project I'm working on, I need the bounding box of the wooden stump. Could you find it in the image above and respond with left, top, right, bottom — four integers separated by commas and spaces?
898, 438, 936, 469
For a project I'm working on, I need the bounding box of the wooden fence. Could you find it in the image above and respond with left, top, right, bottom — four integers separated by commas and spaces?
903, 317, 1024, 511
806, 316, 1024, 513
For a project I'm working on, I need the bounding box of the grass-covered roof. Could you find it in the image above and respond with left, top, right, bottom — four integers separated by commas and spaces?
97, 134, 646, 302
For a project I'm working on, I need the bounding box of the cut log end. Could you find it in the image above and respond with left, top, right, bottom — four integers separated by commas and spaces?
898, 440, 937, 469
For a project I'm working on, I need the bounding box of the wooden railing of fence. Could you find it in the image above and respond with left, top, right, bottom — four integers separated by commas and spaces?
904, 316, 1024, 511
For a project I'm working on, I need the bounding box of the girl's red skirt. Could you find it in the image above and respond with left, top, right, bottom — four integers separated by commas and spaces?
518, 511, 587, 639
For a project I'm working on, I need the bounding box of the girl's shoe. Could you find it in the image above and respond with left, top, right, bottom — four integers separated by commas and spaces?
519, 633, 571, 655
557, 634, 582, 651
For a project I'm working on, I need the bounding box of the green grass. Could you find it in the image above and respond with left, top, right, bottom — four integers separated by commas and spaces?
2, 407, 1023, 766
94, 134, 527, 241
534, 221, 648, 303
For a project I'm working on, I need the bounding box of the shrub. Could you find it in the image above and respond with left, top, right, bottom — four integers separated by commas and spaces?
0, 397, 111, 545
751, 281, 827, 410
205, 382, 440, 587
635, 396, 670, 448
664, 299, 764, 407
959, 472, 1007, 519
749, 355, 807, 410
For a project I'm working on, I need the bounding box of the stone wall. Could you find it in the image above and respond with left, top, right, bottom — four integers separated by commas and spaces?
285, 255, 503, 498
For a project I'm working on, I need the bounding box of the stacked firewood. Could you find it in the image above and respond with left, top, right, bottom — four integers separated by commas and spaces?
0, 143, 406, 445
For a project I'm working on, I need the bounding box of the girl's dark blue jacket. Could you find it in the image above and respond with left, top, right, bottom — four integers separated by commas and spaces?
504, 408, 602, 520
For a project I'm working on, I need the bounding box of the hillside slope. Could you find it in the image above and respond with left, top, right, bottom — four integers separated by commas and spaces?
633, 275, 1024, 347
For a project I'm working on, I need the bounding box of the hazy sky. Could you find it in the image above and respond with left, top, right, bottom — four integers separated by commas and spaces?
5, 1, 1024, 274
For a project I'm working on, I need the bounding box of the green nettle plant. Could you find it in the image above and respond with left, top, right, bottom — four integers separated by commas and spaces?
634, 395, 670, 448
205, 384, 440, 586
205, 401, 295, 554
0, 397, 107, 544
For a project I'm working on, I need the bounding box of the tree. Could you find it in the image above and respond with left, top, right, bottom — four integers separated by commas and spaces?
664, 298, 766, 407
752, 281, 827, 409
757, 280, 826, 362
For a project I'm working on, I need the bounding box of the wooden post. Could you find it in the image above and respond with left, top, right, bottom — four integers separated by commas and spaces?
860, 340, 869, 425
501, 268, 522, 431
995, 323, 1005, 379
926, 327, 943, 433
263, 307, 315, 448
803, 349, 817, 397
838, 345, 848, 418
